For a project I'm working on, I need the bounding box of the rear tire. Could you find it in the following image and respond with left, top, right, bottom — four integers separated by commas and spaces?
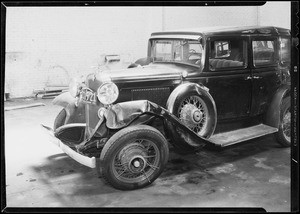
99, 125, 169, 190
275, 98, 291, 147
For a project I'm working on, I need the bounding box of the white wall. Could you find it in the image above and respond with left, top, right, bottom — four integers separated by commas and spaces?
163, 6, 258, 30
258, 2, 291, 28
5, 2, 291, 98
5, 7, 159, 97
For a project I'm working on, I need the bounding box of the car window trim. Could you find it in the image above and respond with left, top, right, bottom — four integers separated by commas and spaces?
251, 36, 278, 68
205, 36, 249, 72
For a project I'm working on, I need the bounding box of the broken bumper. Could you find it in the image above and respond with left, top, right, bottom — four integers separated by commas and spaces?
41, 125, 96, 168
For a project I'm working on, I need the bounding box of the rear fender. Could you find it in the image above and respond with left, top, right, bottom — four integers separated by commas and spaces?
264, 85, 290, 128
53, 92, 86, 124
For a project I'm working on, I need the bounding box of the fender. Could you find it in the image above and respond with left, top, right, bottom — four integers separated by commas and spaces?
166, 83, 217, 139
264, 85, 290, 128
52, 92, 77, 108
105, 100, 157, 129
104, 100, 211, 148
54, 123, 86, 147
53, 92, 86, 124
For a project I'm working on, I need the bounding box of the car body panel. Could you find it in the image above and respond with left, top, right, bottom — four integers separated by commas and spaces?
52, 92, 86, 125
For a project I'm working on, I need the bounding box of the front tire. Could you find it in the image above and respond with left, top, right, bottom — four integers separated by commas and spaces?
99, 125, 169, 190
275, 98, 291, 147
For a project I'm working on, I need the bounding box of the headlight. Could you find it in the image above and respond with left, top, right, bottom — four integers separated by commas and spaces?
97, 82, 119, 105
69, 78, 80, 97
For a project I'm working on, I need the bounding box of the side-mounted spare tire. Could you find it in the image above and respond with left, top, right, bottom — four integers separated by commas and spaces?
99, 125, 169, 190
165, 83, 217, 154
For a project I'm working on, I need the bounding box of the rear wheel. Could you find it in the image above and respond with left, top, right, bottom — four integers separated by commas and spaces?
99, 125, 169, 190
275, 98, 291, 147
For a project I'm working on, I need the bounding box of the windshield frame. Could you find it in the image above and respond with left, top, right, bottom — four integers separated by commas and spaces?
149, 38, 205, 69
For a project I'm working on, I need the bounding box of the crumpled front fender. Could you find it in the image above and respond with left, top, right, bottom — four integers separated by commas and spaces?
104, 100, 209, 148
52, 92, 77, 108
53, 92, 86, 125
105, 100, 159, 129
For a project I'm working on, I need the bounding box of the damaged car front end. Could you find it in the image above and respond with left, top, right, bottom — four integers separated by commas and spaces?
42, 75, 210, 190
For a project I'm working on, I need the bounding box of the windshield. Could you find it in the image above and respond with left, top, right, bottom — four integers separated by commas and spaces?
151, 39, 203, 67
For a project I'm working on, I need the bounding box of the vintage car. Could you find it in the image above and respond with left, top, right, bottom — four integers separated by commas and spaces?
42, 26, 291, 190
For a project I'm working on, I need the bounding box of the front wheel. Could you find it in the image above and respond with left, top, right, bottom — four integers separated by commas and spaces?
275, 98, 291, 147
99, 125, 169, 190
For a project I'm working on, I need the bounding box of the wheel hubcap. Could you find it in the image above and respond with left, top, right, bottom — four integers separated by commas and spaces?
178, 96, 208, 136
128, 155, 146, 173
193, 109, 203, 123
112, 140, 160, 183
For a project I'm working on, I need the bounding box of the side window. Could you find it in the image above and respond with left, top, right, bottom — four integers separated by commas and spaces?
209, 39, 247, 70
280, 37, 291, 66
252, 40, 276, 66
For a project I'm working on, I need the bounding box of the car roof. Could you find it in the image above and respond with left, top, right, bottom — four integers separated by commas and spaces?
150, 26, 290, 39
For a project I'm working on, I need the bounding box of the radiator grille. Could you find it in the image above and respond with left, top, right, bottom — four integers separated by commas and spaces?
131, 87, 170, 107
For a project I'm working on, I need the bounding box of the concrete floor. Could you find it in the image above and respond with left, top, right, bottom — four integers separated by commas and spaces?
4, 98, 291, 211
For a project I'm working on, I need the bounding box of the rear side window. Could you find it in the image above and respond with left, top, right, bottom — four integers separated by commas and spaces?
252, 40, 276, 66
209, 39, 247, 70
280, 37, 291, 66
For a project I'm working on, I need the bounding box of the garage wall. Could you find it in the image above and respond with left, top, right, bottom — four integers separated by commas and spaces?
163, 6, 258, 30
5, 2, 291, 98
5, 7, 162, 97
258, 1, 291, 28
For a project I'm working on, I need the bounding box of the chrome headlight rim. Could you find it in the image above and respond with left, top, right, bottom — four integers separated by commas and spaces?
97, 82, 119, 105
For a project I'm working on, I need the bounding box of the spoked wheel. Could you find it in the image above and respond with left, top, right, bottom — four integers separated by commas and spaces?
99, 125, 169, 190
166, 91, 216, 154
178, 95, 209, 136
282, 108, 291, 142
275, 98, 291, 147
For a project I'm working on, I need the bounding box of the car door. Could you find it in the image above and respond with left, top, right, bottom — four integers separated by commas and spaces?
198, 36, 252, 120
250, 36, 281, 116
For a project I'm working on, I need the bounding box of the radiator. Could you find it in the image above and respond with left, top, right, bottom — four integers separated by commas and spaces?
131, 87, 170, 107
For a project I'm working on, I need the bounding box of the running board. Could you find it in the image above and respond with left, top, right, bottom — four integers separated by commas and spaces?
208, 124, 278, 147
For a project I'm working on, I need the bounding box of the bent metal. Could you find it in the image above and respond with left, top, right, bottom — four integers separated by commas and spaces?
42, 26, 291, 190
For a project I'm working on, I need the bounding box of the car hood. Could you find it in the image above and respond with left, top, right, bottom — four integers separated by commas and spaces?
97, 63, 188, 83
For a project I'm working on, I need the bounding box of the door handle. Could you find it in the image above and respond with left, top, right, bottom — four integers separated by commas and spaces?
245, 76, 252, 80
253, 76, 262, 79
